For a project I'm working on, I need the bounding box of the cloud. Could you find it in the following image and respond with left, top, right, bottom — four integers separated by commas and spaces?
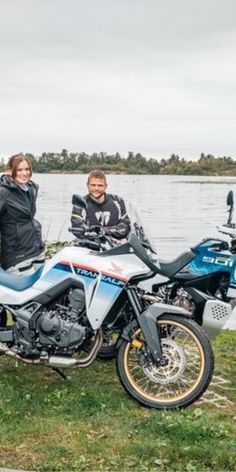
0, 0, 236, 158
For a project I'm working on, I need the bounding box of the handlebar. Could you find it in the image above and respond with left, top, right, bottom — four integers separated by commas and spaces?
68, 226, 123, 252
68, 226, 104, 237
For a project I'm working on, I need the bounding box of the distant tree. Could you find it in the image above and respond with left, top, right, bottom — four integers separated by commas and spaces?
19, 149, 236, 176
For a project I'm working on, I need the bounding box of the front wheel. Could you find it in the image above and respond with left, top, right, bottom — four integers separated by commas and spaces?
117, 315, 214, 410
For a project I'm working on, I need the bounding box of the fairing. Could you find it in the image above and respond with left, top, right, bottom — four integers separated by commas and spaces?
0, 245, 150, 329
178, 238, 236, 295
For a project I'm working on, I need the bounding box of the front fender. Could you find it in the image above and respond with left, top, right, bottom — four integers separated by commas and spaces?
143, 302, 192, 320
119, 302, 191, 342
118, 302, 191, 363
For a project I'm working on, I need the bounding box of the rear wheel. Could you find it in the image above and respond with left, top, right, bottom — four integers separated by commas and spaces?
0, 307, 7, 327
117, 315, 214, 410
83, 328, 122, 360
96, 329, 121, 359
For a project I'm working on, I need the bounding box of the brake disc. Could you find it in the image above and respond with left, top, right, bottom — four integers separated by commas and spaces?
142, 339, 186, 384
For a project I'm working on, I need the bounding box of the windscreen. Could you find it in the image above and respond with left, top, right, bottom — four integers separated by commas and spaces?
128, 203, 157, 255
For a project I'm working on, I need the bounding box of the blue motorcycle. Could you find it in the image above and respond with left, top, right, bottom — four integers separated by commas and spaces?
152, 190, 236, 336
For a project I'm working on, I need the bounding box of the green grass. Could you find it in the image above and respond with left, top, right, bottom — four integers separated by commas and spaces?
0, 331, 235, 471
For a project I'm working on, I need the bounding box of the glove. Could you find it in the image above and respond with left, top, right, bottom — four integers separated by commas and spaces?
90, 225, 103, 235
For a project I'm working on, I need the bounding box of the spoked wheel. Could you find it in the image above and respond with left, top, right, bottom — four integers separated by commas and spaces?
117, 315, 214, 410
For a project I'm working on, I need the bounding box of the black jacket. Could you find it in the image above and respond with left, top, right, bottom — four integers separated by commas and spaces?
71, 193, 131, 239
0, 175, 44, 270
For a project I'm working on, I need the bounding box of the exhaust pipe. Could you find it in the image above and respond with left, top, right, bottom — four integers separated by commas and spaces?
0, 342, 41, 364
0, 329, 103, 368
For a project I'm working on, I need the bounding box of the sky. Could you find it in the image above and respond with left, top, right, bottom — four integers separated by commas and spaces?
0, 0, 236, 160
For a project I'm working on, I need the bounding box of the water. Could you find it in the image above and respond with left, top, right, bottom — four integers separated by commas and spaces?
36, 173, 236, 258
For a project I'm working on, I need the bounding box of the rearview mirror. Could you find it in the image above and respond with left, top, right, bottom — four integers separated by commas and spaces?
226, 190, 234, 225
72, 194, 87, 209
227, 190, 234, 207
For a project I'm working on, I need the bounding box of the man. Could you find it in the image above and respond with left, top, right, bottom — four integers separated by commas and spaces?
71, 170, 131, 239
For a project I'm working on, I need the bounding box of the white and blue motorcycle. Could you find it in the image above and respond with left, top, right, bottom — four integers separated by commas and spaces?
0, 198, 215, 410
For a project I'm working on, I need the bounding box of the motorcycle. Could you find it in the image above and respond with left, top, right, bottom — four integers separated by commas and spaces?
0, 197, 215, 410
151, 190, 236, 335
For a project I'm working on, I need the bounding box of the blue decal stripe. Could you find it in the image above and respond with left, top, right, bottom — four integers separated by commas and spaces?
101, 276, 125, 287
54, 263, 72, 273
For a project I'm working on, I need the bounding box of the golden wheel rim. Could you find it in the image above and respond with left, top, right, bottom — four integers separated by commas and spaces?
124, 319, 205, 404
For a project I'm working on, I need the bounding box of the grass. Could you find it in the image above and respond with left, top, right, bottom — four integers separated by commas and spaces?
0, 330, 235, 471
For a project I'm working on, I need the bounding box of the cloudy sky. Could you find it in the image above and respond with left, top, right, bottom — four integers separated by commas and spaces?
0, 0, 235, 160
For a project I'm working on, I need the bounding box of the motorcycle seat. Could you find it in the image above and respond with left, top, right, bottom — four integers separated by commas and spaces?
159, 250, 195, 278
0, 265, 44, 291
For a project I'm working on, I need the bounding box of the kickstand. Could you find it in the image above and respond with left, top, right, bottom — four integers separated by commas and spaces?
51, 367, 72, 381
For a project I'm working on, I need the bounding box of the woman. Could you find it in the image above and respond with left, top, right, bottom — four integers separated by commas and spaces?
0, 153, 45, 274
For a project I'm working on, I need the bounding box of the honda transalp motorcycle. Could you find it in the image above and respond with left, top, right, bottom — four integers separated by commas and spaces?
0, 198, 215, 410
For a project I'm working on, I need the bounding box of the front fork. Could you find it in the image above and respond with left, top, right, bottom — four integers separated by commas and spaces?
126, 288, 163, 365
125, 287, 191, 365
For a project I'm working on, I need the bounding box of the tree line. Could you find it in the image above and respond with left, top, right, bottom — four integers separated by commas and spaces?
0, 150, 235, 175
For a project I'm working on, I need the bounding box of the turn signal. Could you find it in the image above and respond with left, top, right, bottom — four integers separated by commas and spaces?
131, 339, 142, 349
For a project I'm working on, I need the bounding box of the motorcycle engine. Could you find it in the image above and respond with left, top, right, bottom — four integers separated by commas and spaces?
152, 283, 196, 314
172, 288, 195, 314
13, 288, 87, 357
36, 288, 86, 349
36, 309, 85, 349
